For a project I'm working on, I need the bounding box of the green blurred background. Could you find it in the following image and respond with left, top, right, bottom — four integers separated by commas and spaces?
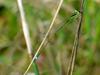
0, 0, 100, 75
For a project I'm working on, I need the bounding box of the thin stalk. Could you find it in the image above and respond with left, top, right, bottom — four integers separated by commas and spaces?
32, 62, 40, 75
23, 0, 63, 75
17, 0, 39, 75
67, 0, 84, 75
17, 0, 32, 55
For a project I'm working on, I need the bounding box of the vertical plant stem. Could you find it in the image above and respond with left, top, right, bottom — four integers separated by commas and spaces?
17, 0, 32, 56
32, 62, 40, 75
67, 0, 84, 75
17, 0, 39, 75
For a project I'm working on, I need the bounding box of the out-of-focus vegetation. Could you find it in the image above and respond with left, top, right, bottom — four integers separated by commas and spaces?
0, 0, 100, 75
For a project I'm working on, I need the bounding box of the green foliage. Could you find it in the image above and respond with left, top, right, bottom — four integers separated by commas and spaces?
32, 62, 39, 75
0, 0, 100, 75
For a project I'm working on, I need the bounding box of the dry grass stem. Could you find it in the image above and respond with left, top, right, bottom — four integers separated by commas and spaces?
23, 0, 63, 75
17, 0, 32, 55
67, 0, 84, 75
